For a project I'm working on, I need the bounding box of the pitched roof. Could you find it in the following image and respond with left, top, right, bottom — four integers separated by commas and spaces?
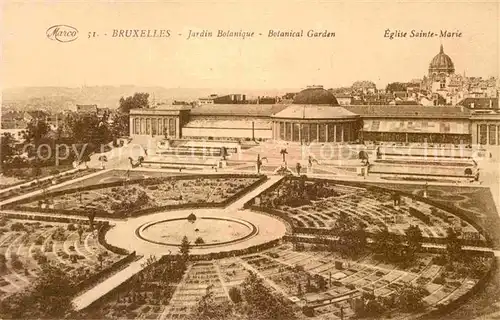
457, 97, 498, 109
344, 105, 471, 119
272, 105, 358, 119
190, 104, 288, 117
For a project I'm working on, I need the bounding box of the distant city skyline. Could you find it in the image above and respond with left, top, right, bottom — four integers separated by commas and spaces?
1, 1, 498, 90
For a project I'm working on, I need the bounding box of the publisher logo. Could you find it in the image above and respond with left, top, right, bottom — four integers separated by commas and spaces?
46, 25, 78, 42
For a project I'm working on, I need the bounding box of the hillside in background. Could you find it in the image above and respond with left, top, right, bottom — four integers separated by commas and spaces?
2, 86, 300, 112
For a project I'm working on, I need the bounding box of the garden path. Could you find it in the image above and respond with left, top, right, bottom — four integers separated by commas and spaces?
72, 255, 149, 311
0, 169, 112, 208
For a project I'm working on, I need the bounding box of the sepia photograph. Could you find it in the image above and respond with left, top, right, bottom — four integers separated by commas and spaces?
0, 1, 499, 319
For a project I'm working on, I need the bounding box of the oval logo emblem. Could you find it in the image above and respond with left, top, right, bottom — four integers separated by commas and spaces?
46, 25, 78, 42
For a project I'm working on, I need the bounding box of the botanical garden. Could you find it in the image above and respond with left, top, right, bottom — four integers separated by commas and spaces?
0, 169, 497, 320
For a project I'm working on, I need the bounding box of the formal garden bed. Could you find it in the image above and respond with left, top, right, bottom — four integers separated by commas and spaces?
0, 164, 75, 189
0, 216, 125, 300
249, 177, 485, 246
75, 255, 188, 319
365, 182, 500, 249
0, 168, 99, 202
9, 175, 265, 218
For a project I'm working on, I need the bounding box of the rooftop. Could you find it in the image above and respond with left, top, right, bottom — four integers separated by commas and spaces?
344, 105, 471, 119
190, 104, 288, 117
272, 105, 358, 119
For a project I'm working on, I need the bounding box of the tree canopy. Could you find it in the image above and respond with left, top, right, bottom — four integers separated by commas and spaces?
385, 82, 408, 94
0, 264, 75, 319
118, 92, 149, 114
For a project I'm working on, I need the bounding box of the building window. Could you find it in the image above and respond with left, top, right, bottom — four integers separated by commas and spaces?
133, 118, 139, 134
489, 125, 497, 145
302, 124, 310, 143
498, 126, 500, 146
479, 124, 487, 145
158, 118, 163, 136
336, 124, 343, 142
328, 124, 336, 142
292, 123, 300, 142
140, 118, 145, 134
310, 123, 318, 142
169, 118, 176, 136
319, 124, 326, 142
285, 122, 292, 141
146, 118, 151, 135
152, 118, 157, 135
166, 118, 172, 136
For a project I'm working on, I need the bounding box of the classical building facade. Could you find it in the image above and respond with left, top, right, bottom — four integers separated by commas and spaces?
128, 49, 500, 146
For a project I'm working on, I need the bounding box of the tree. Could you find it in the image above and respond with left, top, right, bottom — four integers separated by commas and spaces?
280, 148, 288, 163
24, 119, 50, 145
112, 92, 150, 137
395, 284, 428, 312
331, 211, 367, 257
97, 253, 105, 269
190, 285, 232, 320
446, 227, 462, 260
180, 236, 191, 261
228, 287, 242, 304
242, 271, 297, 320
0, 133, 17, 171
87, 209, 96, 231
373, 228, 406, 263
385, 82, 408, 94
0, 264, 74, 319
405, 225, 423, 258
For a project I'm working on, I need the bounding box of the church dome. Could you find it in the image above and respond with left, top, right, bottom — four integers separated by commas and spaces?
429, 45, 455, 75
293, 86, 339, 105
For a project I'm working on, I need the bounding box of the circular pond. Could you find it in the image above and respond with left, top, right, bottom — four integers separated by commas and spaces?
137, 216, 257, 247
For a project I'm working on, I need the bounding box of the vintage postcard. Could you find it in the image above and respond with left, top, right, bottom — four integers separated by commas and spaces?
0, 1, 499, 319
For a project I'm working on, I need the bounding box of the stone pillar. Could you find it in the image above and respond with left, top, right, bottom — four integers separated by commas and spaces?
129, 117, 134, 136
298, 123, 302, 143
334, 124, 337, 143
316, 123, 320, 141
290, 122, 294, 141
175, 117, 180, 138
325, 123, 329, 142
341, 124, 344, 142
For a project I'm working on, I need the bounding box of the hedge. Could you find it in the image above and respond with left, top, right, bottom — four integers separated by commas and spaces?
98, 224, 130, 255
74, 251, 137, 293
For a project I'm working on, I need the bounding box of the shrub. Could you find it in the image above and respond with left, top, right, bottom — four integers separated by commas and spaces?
10, 222, 25, 231
67, 224, 77, 231
346, 284, 356, 290
50, 169, 60, 175
34, 236, 44, 245
433, 276, 446, 285
194, 237, 205, 245
12, 259, 23, 270
228, 287, 242, 303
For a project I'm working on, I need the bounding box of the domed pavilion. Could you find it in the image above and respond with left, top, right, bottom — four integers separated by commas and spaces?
271, 86, 360, 143
428, 44, 455, 77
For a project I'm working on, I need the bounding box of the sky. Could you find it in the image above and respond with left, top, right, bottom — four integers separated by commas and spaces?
1, 1, 499, 90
